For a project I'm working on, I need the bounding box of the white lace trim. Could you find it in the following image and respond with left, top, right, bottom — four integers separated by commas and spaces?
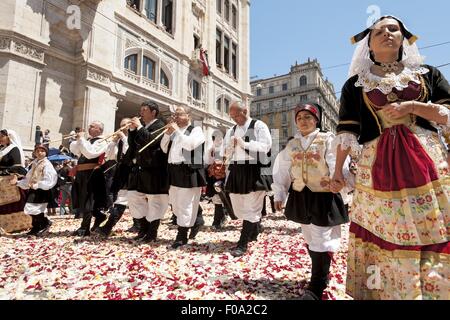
332, 133, 362, 159
355, 65, 429, 94
435, 104, 450, 127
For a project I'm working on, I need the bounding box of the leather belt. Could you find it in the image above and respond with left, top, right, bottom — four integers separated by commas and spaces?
76, 163, 99, 172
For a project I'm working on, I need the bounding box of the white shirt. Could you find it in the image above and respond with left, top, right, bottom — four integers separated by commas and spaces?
17, 158, 57, 191
105, 135, 129, 161
161, 125, 205, 164
223, 118, 272, 162
70, 136, 108, 159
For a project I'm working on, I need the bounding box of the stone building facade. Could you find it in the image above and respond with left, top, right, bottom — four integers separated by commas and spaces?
0, 0, 251, 152
250, 59, 339, 147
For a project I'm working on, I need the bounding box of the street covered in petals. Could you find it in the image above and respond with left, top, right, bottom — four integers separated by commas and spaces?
0, 202, 350, 300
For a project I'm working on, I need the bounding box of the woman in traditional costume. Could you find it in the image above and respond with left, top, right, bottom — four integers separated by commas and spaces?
0, 129, 28, 234
332, 16, 449, 299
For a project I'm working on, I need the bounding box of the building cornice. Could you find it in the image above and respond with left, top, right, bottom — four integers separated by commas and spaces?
0, 30, 49, 66
114, 11, 191, 62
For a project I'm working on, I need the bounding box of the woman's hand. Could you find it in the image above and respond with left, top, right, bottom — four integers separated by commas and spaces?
330, 171, 345, 193
383, 101, 413, 119
274, 201, 284, 212
9, 175, 17, 185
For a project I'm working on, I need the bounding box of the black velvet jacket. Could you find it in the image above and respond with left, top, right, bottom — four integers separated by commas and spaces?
337, 65, 450, 144
128, 118, 168, 168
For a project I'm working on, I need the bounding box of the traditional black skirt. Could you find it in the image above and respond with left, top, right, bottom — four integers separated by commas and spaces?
225, 163, 269, 194
110, 162, 131, 194
128, 165, 169, 195
72, 168, 107, 212
168, 164, 206, 188
284, 186, 349, 227
27, 189, 52, 204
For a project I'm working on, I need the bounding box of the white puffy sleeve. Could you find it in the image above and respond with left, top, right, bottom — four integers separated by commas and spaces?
271, 149, 292, 203
37, 160, 58, 190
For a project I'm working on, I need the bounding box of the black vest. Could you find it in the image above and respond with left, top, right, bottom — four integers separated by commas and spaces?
77, 137, 103, 165
232, 119, 271, 167
168, 125, 205, 169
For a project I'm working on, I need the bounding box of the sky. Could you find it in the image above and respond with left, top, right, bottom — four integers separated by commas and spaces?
250, 0, 450, 97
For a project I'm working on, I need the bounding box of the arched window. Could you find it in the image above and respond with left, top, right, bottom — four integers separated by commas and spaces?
143, 56, 156, 80
224, 98, 230, 113
192, 80, 201, 100
124, 54, 138, 73
299, 75, 307, 86
216, 98, 222, 112
160, 69, 169, 87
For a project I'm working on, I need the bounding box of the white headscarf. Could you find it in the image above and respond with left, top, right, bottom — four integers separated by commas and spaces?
0, 129, 25, 167
348, 16, 429, 94
348, 34, 426, 79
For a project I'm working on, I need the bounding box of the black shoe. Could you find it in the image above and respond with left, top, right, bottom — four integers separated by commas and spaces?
94, 227, 110, 238
72, 228, 90, 237
230, 245, 247, 257
170, 239, 187, 249
36, 220, 52, 236
95, 205, 126, 238
26, 227, 40, 236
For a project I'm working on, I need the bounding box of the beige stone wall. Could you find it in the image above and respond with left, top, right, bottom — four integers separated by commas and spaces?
0, 0, 252, 150
0, 58, 42, 149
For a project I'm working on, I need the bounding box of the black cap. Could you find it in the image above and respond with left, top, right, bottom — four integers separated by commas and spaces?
295, 103, 323, 129
351, 16, 417, 45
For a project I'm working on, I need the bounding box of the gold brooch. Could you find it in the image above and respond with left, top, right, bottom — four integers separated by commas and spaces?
387, 92, 398, 102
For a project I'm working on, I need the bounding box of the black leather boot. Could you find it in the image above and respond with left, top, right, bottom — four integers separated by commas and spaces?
300, 251, 332, 300
139, 219, 160, 243
212, 205, 226, 230
189, 206, 205, 239
249, 221, 261, 242
230, 220, 255, 257
26, 214, 40, 236
127, 218, 141, 233
91, 209, 107, 232
72, 211, 92, 236
261, 196, 267, 217
133, 218, 149, 241
36, 213, 52, 236
96, 204, 126, 238
171, 226, 189, 249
